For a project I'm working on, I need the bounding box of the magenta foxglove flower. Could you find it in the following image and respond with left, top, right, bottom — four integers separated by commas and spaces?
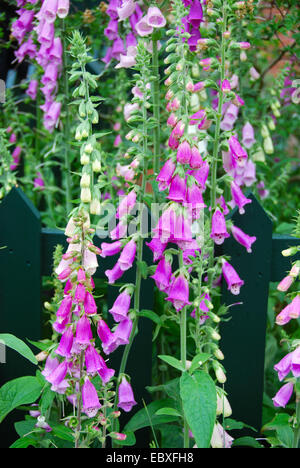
75, 315, 93, 349
151, 256, 172, 292
116, 191, 137, 219
291, 347, 300, 378
172, 212, 193, 243
82, 378, 101, 418
228, 136, 248, 167
221, 79, 231, 93
26, 80, 38, 100
191, 293, 211, 324
156, 158, 176, 191
272, 382, 294, 408
189, 146, 203, 169
97, 319, 115, 354
216, 195, 229, 215
136, 16, 153, 36
166, 274, 191, 311
242, 122, 256, 149
288, 295, 300, 319
84, 291, 97, 316
275, 303, 293, 326
104, 19, 119, 40
114, 318, 133, 346
85, 345, 103, 375
277, 275, 294, 292
107, 0, 119, 19
56, 326, 74, 359
146, 238, 167, 262
42, 356, 59, 379
105, 262, 124, 284
210, 209, 230, 245
117, 0, 136, 21
146, 6, 166, 28
118, 239, 136, 271
167, 174, 187, 203
98, 357, 115, 385
56, 295, 73, 322
231, 225, 256, 253
185, 183, 206, 219
74, 283, 86, 303
230, 181, 252, 215
222, 260, 244, 295
177, 141, 192, 165
153, 207, 176, 242
274, 353, 293, 381
46, 360, 68, 386
109, 291, 131, 322
110, 222, 127, 240
118, 377, 137, 412
101, 241, 122, 258
188, 161, 210, 190
188, 0, 203, 26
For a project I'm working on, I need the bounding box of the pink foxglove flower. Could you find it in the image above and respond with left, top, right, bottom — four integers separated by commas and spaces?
146, 237, 167, 262
117, 0, 136, 21
109, 291, 131, 322
242, 122, 255, 149
291, 347, 300, 378
230, 181, 252, 215
151, 256, 172, 292
114, 318, 133, 346
156, 158, 176, 191
101, 241, 123, 258
136, 16, 153, 36
272, 382, 294, 408
57, 0, 69, 18
105, 262, 124, 284
189, 146, 203, 169
75, 315, 93, 349
231, 226, 256, 253
116, 191, 137, 219
56, 327, 74, 359
274, 353, 292, 381
277, 275, 294, 292
82, 378, 101, 418
166, 274, 191, 311
46, 360, 68, 387
167, 174, 187, 203
222, 260, 244, 295
177, 141, 192, 165
85, 345, 103, 376
118, 377, 137, 412
228, 135, 248, 168
210, 209, 230, 245
146, 6, 166, 28
118, 239, 136, 271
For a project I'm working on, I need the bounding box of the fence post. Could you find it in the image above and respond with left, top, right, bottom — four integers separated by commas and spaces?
219, 193, 273, 433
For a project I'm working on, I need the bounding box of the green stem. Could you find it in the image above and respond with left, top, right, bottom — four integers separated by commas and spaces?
152, 35, 161, 179
179, 251, 189, 448
293, 379, 300, 448
62, 19, 72, 215
75, 350, 84, 448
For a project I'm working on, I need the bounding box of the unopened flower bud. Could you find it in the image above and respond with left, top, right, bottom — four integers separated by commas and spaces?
81, 188, 91, 203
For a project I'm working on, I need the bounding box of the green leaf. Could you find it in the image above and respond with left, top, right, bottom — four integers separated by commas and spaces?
155, 407, 182, 418
0, 376, 43, 423
138, 310, 162, 325
276, 426, 294, 448
0, 334, 37, 365
224, 418, 256, 432
158, 355, 185, 372
180, 371, 217, 448
10, 435, 38, 448
40, 386, 55, 415
123, 399, 178, 433
189, 353, 211, 374
262, 413, 291, 432
52, 425, 74, 442
233, 437, 263, 448
14, 419, 36, 438
136, 260, 148, 279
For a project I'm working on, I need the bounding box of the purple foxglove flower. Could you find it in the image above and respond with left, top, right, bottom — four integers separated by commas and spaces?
46, 360, 68, 386
129, 3, 143, 31
230, 181, 252, 215
189, 146, 203, 169
241, 160, 256, 187
83, 248, 98, 276
189, 109, 206, 126
146, 6, 166, 28
74, 283, 86, 303
229, 135, 248, 168
274, 352, 292, 381
57, 0, 69, 18
115, 54, 136, 69
112, 36, 126, 60
277, 275, 294, 292
242, 122, 255, 149
42, 356, 59, 378
146, 237, 167, 262
38, 20, 55, 47
185, 183, 207, 219
126, 32, 138, 48
104, 19, 119, 41
110, 222, 127, 240
272, 382, 294, 408
166, 274, 191, 311
117, 0, 136, 21
177, 141, 192, 165
107, 0, 119, 19
105, 262, 124, 284
136, 15, 153, 36
48, 37, 63, 64
84, 291, 97, 316
109, 291, 131, 322
291, 347, 300, 378
75, 315, 93, 349
98, 357, 115, 385
118, 239, 136, 271
171, 212, 193, 243
188, 0, 203, 27
101, 241, 123, 258
56, 295, 73, 322
85, 344, 103, 375
26, 80, 38, 100
53, 314, 70, 334
191, 293, 211, 324
116, 191, 136, 219
210, 209, 230, 245
222, 260, 244, 295
167, 174, 187, 203
231, 225, 256, 253
288, 295, 300, 319
221, 79, 231, 93
153, 207, 177, 242
156, 159, 176, 191
82, 378, 101, 418
216, 195, 229, 215
220, 115, 235, 131
275, 303, 292, 326
118, 377, 137, 412
34, 172, 45, 190
56, 326, 74, 359
114, 318, 133, 345
188, 161, 210, 190
41, 0, 58, 23
151, 256, 172, 292
41, 63, 58, 86
43, 101, 61, 133
97, 319, 115, 353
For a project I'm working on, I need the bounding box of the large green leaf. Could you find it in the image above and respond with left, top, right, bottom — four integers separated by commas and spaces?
10, 435, 38, 448
0, 376, 43, 423
0, 334, 37, 365
123, 399, 178, 433
180, 371, 217, 448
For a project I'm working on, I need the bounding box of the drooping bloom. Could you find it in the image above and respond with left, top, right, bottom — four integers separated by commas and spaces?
97, 319, 117, 355
146, 6, 166, 28
46, 360, 68, 387
56, 326, 74, 359
288, 295, 300, 319
210, 423, 234, 448
156, 158, 176, 191
231, 225, 256, 253
222, 260, 244, 295
118, 239, 136, 271
167, 174, 187, 203
105, 262, 124, 284
272, 382, 294, 408
114, 318, 133, 346
166, 274, 191, 311
116, 191, 136, 219
242, 122, 256, 149
146, 237, 167, 262
151, 256, 172, 292
177, 141, 192, 165
210, 209, 230, 245
82, 378, 101, 418
75, 315, 93, 349
109, 291, 131, 322
274, 353, 292, 381
117, 0, 136, 21
230, 181, 252, 215
118, 377, 137, 412
85, 345, 103, 376
84, 291, 97, 316
100, 241, 123, 258
291, 347, 300, 378
228, 135, 248, 167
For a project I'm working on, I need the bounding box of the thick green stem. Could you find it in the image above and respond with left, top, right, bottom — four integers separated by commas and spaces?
152, 35, 161, 179
293, 379, 300, 448
179, 251, 189, 448
74, 350, 84, 448
62, 19, 72, 215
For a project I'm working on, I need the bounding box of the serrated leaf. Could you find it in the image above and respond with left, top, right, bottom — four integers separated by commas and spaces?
0, 334, 37, 365
180, 371, 217, 448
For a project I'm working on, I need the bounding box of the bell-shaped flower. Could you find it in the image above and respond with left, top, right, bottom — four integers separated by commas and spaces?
82, 378, 101, 418
166, 274, 191, 311
210, 209, 230, 245
222, 260, 244, 295
230, 181, 252, 215
118, 377, 137, 412
109, 291, 131, 322
272, 382, 294, 408
231, 225, 256, 253
151, 256, 172, 292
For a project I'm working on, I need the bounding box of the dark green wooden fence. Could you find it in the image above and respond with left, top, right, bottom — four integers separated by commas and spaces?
0, 187, 299, 447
